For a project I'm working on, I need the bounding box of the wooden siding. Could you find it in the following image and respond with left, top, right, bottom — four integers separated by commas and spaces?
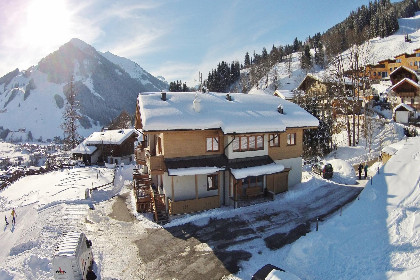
135, 100, 143, 130
266, 171, 289, 194
148, 155, 165, 174
168, 195, 220, 215
162, 130, 224, 158
268, 128, 303, 160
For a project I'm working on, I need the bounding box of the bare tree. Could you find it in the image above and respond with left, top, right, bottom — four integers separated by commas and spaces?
61, 77, 81, 150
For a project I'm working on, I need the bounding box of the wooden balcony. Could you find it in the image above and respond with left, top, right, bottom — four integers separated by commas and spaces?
135, 148, 147, 165
168, 195, 220, 215
148, 155, 165, 175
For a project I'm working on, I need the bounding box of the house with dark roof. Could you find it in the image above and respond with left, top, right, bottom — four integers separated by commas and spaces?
72, 129, 137, 165
134, 91, 318, 217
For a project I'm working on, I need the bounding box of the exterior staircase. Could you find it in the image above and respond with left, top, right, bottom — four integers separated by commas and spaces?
151, 190, 169, 225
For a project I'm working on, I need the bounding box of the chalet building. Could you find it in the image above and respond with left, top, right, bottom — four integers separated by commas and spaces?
388, 66, 420, 116
296, 74, 363, 116
389, 66, 419, 85
72, 129, 137, 165
134, 92, 318, 217
366, 48, 420, 81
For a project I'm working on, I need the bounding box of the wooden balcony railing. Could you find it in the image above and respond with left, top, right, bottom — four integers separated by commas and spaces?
168, 195, 220, 215
135, 148, 147, 165
148, 155, 165, 174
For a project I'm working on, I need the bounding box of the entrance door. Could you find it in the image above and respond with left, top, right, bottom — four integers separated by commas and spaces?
266, 171, 289, 194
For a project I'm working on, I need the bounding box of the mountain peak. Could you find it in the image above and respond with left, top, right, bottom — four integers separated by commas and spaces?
69, 38, 96, 54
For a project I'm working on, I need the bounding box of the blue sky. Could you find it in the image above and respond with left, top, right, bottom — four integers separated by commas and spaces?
0, 0, 380, 85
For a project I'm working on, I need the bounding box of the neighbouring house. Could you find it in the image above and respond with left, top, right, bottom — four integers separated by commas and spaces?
389, 66, 419, 85
388, 66, 420, 122
296, 74, 363, 117
366, 48, 420, 81
393, 103, 415, 124
273, 89, 295, 101
134, 91, 318, 217
72, 129, 137, 165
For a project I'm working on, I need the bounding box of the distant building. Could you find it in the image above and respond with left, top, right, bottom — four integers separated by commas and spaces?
387, 66, 420, 121
273, 89, 295, 101
72, 129, 137, 165
366, 48, 420, 81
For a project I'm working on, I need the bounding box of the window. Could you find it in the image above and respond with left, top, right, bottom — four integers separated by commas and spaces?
396, 59, 402, 63
242, 176, 264, 188
207, 174, 219, 190
269, 134, 279, 147
287, 133, 296, 145
416, 53, 420, 57
415, 61, 418, 66
206, 137, 219, 151
410, 62, 413, 66
240, 136, 248, 150
257, 135, 263, 149
233, 135, 264, 152
373, 72, 376, 76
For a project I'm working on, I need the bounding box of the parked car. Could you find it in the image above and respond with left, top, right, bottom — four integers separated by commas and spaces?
52, 232, 94, 280
312, 162, 333, 179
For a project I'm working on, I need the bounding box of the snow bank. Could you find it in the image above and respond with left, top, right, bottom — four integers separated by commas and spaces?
328, 159, 357, 185
276, 136, 420, 280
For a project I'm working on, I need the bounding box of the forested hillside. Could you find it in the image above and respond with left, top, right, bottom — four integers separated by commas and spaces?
204, 0, 420, 93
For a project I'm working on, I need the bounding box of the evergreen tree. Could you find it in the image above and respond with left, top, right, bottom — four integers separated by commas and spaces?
61, 77, 81, 150
293, 37, 301, 52
300, 44, 312, 71
108, 110, 132, 129
244, 52, 250, 67
262, 47, 268, 60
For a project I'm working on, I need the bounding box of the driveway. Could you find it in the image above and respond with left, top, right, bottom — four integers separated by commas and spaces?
130, 181, 364, 280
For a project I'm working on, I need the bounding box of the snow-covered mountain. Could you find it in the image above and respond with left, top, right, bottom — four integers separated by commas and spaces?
0, 38, 168, 141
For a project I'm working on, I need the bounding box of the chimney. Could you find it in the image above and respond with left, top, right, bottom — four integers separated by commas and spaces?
277, 105, 284, 114
226, 94, 232, 101
161, 92, 167, 101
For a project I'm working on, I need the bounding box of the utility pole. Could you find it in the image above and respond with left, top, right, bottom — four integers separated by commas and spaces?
199, 71, 203, 91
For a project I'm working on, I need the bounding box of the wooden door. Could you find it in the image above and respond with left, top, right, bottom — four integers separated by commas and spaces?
266, 172, 288, 194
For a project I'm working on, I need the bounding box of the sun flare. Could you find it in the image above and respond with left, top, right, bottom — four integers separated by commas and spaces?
23, 0, 72, 48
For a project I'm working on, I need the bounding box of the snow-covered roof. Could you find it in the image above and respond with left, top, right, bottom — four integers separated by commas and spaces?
389, 77, 420, 92
390, 66, 419, 81
274, 90, 295, 100
230, 162, 284, 179
85, 129, 136, 145
137, 92, 318, 133
381, 146, 397, 155
168, 167, 224, 176
71, 140, 97, 155
393, 103, 415, 113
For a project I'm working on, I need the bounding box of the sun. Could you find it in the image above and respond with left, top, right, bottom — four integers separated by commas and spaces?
23, 0, 72, 49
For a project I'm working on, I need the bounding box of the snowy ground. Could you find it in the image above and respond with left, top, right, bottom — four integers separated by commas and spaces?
0, 122, 418, 279
249, 136, 420, 280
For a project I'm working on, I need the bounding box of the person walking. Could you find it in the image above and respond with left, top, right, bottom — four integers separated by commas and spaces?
364, 164, 368, 179
358, 163, 363, 180
11, 208, 16, 225
5, 215, 8, 226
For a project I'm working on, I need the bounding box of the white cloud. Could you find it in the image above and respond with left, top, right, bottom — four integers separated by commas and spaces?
103, 30, 168, 58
